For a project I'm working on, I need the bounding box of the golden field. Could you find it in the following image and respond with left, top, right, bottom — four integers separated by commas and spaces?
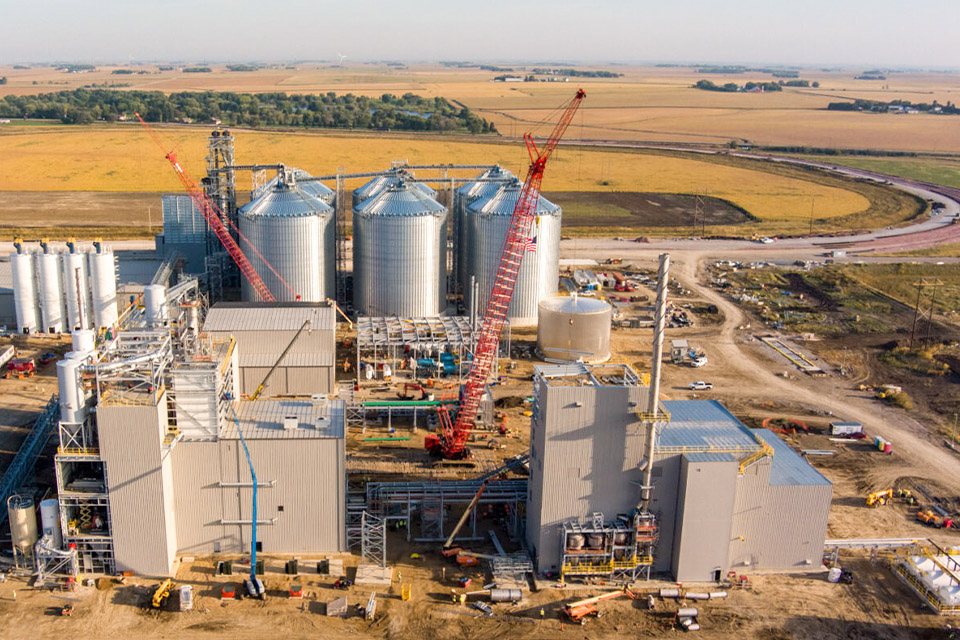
3, 63, 960, 152
0, 125, 869, 223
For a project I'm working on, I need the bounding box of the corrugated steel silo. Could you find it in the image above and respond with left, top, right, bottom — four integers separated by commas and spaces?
455, 166, 514, 293
38, 249, 64, 333
537, 295, 612, 363
239, 173, 336, 303
353, 181, 448, 317
352, 168, 437, 209
88, 246, 118, 329
10, 250, 39, 333
465, 179, 561, 326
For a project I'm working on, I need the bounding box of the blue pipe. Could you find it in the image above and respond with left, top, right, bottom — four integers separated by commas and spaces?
230, 406, 260, 596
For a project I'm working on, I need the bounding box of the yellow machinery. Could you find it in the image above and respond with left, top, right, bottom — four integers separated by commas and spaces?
866, 489, 894, 507
151, 579, 173, 609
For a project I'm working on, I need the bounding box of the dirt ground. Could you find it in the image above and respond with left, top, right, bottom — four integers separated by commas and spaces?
543, 191, 754, 227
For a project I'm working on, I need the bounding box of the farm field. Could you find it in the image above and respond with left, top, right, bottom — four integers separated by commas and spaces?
799, 154, 960, 189
3, 63, 960, 152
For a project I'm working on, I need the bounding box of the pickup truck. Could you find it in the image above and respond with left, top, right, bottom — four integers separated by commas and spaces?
688, 381, 714, 391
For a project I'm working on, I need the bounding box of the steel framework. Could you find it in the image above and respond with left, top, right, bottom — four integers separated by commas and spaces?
360, 511, 387, 568
0, 398, 58, 526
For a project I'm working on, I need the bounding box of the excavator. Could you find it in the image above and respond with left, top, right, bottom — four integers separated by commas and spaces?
562, 586, 638, 624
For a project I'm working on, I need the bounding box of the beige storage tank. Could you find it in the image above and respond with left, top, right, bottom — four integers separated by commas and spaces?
537, 295, 611, 363
7, 494, 38, 553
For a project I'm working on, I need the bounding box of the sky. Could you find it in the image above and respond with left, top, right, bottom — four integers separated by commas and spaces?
0, 0, 956, 68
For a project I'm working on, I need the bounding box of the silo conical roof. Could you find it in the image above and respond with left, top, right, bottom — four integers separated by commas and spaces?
241, 180, 333, 219
469, 178, 561, 217
355, 181, 446, 217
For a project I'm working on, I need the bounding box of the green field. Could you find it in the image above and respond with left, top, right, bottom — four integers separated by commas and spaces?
804, 155, 960, 189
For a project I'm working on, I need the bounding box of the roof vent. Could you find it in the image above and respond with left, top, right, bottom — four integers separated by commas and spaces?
282, 415, 299, 430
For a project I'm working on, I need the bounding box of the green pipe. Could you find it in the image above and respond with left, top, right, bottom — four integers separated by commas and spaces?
363, 437, 413, 442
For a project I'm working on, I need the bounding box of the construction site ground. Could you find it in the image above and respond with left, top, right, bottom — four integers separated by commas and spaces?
4, 249, 960, 638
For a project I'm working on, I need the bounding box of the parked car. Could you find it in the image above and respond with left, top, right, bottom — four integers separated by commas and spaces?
691, 357, 708, 368
688, 381, 714, 391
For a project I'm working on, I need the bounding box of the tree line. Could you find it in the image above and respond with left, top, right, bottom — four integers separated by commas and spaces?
0, 89, 498, 133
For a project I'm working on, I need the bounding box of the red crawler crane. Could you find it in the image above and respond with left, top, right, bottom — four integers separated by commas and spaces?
135, 114, 292, 302
426, 88, 586, 459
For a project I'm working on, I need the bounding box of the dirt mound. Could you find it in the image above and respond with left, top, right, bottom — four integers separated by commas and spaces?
495, 396, 525, 409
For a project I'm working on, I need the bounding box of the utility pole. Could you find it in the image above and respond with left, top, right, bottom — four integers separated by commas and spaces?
909, 278, 944, 349
809, 197, 816, 235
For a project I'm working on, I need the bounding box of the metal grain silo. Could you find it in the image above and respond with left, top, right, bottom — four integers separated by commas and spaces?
537, 295, 612, 363
88, 245, 119, 329
38, 248, 64, 333
465, 179, 561, 326
239, 172, 336, 302
353, 181, 447, 317
455, 166, 514, 294
352, 168, 437, 209
10, 249, 39, 334
258, 167, 336, 207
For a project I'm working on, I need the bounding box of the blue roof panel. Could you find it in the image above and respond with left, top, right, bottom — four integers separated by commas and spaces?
755, 430, 832, 487
659, 400, 759, 451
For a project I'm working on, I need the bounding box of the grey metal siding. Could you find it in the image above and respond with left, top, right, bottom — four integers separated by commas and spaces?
98, 399, 177, 576
650, 454, 682, 574
171, 441, 227, 554
528, 382, 649, 573
672, 457, 738, 582
238, 366, 332, 397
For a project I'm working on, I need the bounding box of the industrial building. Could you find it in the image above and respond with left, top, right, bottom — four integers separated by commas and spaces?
203, 301, 337, 396
525, 363, 832, 582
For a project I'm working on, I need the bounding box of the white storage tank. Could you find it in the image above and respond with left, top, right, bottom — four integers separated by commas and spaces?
537, 294, 612, 363
143, 284, 167, 327
71, 329, 95, 355
62, 247, 90, 331
239, 171, 335, 302
38, 249, 64, 333
57, 356, 86, 423
353, 181, 448, 317
10, 249, 39, 334
465, 179, 561, 326
7, 495, 38, 554
39, 498, 62, 549
455, 166, 514, 294
88, 245, 119, 329
352, 167, 437, 208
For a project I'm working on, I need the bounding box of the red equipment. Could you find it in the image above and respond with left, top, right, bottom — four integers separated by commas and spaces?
4, 358, 35, 379
134, 114, 294, 302
427, 88, 586, 459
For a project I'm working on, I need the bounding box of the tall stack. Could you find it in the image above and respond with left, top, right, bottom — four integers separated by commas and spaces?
10, 242, 118, 334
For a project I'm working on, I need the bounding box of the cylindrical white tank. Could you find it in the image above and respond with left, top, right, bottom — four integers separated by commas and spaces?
38, 250, 64, 333
465, 179, 561, 326
57, 357, 85, 423
537, 295, 612, 363
353, 181, 448, 317
239, 177, 335, 302
62, 249, 90, 331
7, 495, 38, 552
39, 498, 62, 549
71, 328, 95, 355
10, 251, 39, 334
144, 285, 167, 327
88, 248, 118, 329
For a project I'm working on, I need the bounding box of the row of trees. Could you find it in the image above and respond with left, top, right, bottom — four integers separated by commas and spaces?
0, 89, 498, 133
694, 80, 784, 92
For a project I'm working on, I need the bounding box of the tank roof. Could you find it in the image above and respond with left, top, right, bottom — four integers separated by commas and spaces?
240, 180, 333, 218
354, 168, 437, 204
260, 168, 334, 201
539, 295, 610, 314
467, 178, 560, 217
456, 165, 515, 198
355, 181, 447, 217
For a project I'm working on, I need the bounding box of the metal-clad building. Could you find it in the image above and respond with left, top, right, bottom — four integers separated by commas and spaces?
352, 182, 448, 317
239, 176, 336, 303
526, 369, 833, 581
97, 398, 178, 576
172, 400, 346, 556
203, 302, 336, 396
465, 179, 561, 326
156, 194, 209, 274
526, 364, 651, 573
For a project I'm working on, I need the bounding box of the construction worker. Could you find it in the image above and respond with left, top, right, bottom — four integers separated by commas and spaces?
539, 607, 545, 618
396, 571, 402, 583
459, 593, 466, 606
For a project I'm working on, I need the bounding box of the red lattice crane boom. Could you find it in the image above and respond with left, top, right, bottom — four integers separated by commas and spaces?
134, 113, 277, 302
427, 88, 586, 459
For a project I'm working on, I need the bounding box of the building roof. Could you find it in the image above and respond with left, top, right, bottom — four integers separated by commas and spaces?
658, 400, 761, 453
224, 399, 344, 440
534, 363, 642, 387
204, 302, 336, 332
755, 429, 832, 487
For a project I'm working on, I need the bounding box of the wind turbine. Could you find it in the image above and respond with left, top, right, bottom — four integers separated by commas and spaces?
337, 53, 347, 66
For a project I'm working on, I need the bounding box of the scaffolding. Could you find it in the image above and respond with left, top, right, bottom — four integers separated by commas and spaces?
559, 511, 658, 583
361, 480, 527, 543
360, 511, 387, 568
356, 316, 480, 384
